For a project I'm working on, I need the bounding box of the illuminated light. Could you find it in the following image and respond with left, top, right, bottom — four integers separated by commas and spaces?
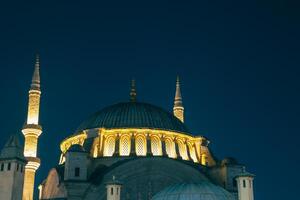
59, 154, 66, 165
135, 134, 146, 156
60, 133, 87, 153
60, 128, 210, 165
120, 135, 130, 156
201, 154, 207, 166
26, 90, 41, 125
92, 144, 99, 158
177, 139, 189, 160
104, 136, 115, 156
173, 107, 184, 122
151, 136, 162, 156
165, 137, 176, 158
188, 142, 198, 163
25, 161, 40, 171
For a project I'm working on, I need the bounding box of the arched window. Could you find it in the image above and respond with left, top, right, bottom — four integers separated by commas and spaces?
120, 136, 130, 156
188, 143, 198, 163
0, 163, 4, 171
104, 136, 115, 156
165, 138, 176, 158
7, 163, 11, 171
136, 135, 146, 156
151, 136, 161, 156
177, 140, 188, 160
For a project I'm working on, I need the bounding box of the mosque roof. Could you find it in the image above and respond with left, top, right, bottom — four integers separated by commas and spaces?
0, 134, 25, 161
76, 102, 190, 134
152, 182, 235, 200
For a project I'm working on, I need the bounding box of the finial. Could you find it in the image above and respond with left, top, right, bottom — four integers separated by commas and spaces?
173, 76, 184, 122
130, 79, 137, 102
30, 54, 41, 90
174, 76, 182, 107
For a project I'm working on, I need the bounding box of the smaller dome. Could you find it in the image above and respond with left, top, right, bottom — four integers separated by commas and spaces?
67, 144, 85, 153
152, 182, 235, 200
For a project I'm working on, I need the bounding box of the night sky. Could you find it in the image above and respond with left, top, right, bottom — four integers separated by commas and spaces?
0, 1, 299, 199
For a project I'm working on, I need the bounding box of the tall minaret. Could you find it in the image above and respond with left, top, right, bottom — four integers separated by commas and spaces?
22, 55, 42, 200
173, 76, 184, 122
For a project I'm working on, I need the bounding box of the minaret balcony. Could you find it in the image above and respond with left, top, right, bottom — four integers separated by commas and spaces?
22, 124, 42, 137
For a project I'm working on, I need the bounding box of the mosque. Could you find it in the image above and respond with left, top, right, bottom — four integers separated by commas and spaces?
0, 57, 255, 200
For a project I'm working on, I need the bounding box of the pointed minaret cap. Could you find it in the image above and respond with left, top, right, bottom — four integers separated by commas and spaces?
0, 134, 25, 160
174, 76, 183, 107
130, 79, 137, 102
31, 54, 41, 91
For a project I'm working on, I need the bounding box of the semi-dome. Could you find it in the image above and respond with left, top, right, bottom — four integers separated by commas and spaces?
152, 182, 235, 200
76, 102, 190, 134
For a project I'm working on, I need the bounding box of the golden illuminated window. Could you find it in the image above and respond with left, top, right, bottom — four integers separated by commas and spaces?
104, 137, 115, 157
151, 136, 161, 156
120, 136, 130, 156
165, 138, 176, 158
188, 143, 198, 163
93, 144, 98, 158
177, 140, 188, 160
136, 135, 146, 156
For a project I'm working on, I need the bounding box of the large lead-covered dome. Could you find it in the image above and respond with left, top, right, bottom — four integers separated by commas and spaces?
77, 102, 190, 133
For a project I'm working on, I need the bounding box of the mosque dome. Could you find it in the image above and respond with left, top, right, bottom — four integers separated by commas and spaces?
76, 102, 190, 134
152, 182, 235, 200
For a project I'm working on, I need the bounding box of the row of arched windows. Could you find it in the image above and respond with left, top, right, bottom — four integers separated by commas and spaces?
102, 134, 199, 163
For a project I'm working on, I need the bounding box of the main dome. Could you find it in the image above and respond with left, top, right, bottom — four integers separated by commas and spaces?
76, 102, 190, 134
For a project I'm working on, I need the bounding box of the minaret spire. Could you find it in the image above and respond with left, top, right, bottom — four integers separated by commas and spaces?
173, 76, 184, 122
30, 54, 40, 91
130, 79, 137, 102
22, 55, 43, 200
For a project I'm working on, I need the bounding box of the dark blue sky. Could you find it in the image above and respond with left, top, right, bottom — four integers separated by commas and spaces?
0, 1, 299, 199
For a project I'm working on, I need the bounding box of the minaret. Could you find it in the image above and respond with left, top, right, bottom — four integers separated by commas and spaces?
22, 55, 42, 200
236, 170, 255, 200
130, 79, 137, 102
173, 76, 184, 122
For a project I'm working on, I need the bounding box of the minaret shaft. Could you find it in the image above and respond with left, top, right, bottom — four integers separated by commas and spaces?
22, 55, 42, 200
26, 90, 41, 125
173, 76, 184, 122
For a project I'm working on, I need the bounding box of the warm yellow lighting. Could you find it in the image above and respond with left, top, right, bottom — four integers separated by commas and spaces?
59, 128, 214, 166
25, 161, 40, 171
201, 154, 207, 166
26, 90, 41, 125
174, 107, 184, 122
